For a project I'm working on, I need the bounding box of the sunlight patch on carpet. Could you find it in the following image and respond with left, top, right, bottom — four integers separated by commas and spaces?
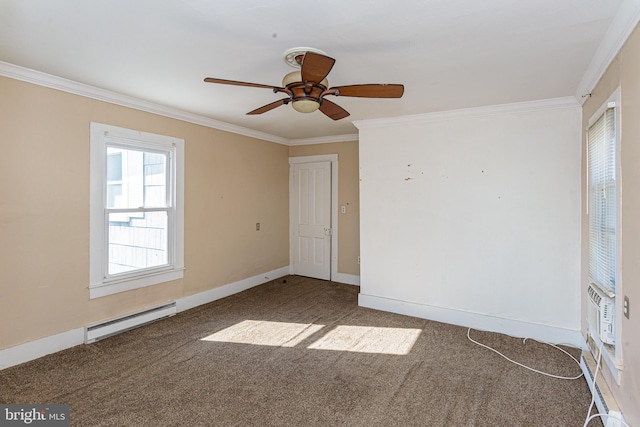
307, 325, 422, 355
201, 320, 325, 347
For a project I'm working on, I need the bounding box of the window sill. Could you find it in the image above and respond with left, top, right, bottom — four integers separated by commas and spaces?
89, 268, 184, 299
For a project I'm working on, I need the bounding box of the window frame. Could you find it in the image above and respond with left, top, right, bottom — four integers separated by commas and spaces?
90, 122, 184, 299
586, 87, 623, 378
104, 142, 171, 277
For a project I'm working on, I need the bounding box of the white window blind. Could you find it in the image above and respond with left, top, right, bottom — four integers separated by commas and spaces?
587, 107, 616, 295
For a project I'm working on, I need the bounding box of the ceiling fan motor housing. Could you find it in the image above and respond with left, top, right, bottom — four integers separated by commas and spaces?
282, 71, 328, 113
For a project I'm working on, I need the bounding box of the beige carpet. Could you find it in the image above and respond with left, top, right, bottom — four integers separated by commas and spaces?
0, 276, 601, 426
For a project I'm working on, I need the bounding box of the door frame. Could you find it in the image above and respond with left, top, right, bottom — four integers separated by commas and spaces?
289, 154, 339, 281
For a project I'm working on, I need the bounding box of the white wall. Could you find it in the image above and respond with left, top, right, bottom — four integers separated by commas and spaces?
356, 99, 583, 345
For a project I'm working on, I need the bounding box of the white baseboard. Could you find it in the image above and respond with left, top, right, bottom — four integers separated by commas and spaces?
0, 266, 290, 371
0, 328, 85, 370
580, 352, 626, 427
176, 266, 290, 313
332, 273, 360, 286
358, 293, 585, 348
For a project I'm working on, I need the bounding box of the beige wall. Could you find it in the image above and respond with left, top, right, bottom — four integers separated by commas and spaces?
0, 76, 290, 350
289, 142, 360, 276
581, 24, 640, 425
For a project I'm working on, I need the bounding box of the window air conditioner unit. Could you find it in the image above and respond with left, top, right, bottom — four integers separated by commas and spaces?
587, 284, 615, 345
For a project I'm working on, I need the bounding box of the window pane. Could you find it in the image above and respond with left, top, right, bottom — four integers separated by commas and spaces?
107, 152, 122, 181
108, 210, 168, 275
107, 183, 122, 208
106, 147, 167, 209
143, 152, 167, 207
588, 108, 616, 294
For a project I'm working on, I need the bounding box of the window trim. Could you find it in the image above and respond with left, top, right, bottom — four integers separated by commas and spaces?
90, 122, 184, 299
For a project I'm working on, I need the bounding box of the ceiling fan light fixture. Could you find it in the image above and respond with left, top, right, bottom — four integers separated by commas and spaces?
282, 71, 328, 88
292, 99, 320, 113
282, 71, 301, 87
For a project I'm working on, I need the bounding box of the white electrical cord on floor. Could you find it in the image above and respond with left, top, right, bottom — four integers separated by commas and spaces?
467, 328, 583, 380
583, 341, 604, 427
581, 342, 630, 427
467, 328, 630, 426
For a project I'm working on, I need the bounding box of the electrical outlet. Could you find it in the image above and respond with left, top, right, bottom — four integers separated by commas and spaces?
623, 295, 630, 319
256, 222, 260, 231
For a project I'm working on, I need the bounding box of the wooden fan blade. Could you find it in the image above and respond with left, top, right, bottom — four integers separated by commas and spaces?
246, 98, 289, 115
204, 77, 283, 91
329, 84, 404, 98
301, 52, 336, 84
319, 99, 350, 121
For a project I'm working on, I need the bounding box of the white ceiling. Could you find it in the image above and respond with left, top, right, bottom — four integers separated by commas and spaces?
0, 0, 635, 141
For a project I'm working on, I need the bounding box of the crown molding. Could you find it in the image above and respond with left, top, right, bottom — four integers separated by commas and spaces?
353, 97, 579, 131
288, 133, 359, 146
0, 60, 359, 147
575, 0, 640, 104
0, 61, 290, 145
1, 60, 588, 145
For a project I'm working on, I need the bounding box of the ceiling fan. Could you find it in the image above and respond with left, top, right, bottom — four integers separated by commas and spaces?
204, 49, 404, 120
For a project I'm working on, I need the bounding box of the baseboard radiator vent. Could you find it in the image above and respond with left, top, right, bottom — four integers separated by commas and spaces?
580, 351, 625, 427
85, 302, 176, 344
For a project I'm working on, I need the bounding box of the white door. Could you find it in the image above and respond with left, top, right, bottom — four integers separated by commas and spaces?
292, 161, 331, 280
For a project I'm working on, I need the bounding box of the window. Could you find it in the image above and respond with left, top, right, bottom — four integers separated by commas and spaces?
90, 123, 184, 299
586, 88, 622, 377
587, 106, 617, 295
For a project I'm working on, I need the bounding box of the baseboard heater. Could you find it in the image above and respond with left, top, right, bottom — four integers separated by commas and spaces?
85, 302, 176, 343
580, 351, 625, 427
